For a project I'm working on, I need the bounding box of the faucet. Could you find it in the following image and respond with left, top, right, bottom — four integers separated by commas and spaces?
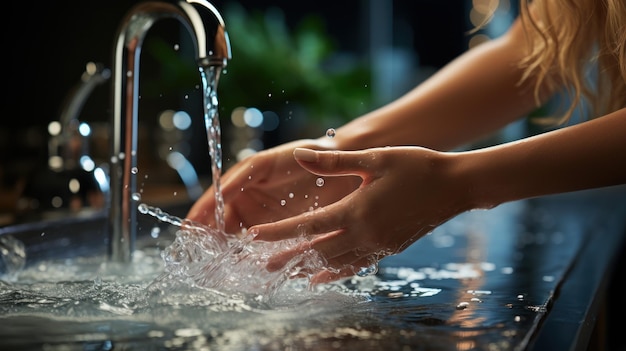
51, 62, 110, 173
18, 62, 110, 221
108, 0, 231, 262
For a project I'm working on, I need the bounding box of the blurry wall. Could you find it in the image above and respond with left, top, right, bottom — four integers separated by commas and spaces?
2, 0, 477, 225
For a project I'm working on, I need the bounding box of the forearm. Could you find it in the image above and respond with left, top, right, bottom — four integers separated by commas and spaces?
327, 18, 542, 152
459, 109, 626, 209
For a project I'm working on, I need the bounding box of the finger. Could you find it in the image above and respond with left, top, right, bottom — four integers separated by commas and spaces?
186, 162, 254, 223
293, 148, 378, 178
250, 200, 349, 242
186, 187, 216, 223
310, 255, 378, 284
264, 229, 357, 271
310, 268, 354, 285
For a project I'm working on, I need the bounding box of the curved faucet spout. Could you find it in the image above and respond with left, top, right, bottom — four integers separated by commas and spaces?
109, 0, 231, 263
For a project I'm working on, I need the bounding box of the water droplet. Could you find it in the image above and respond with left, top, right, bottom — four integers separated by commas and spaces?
316, 178, 325, 187
131, 167, 138, 174
280, 199, 286, 206
456, 302, 469, 310
138, 203, 148, 214
174, 44, 180, 51
288, 192, 294, 198
326, 128, 336, 138
151, 226, 161, 238
356, 262, 378, 277
132, 193, 141, 201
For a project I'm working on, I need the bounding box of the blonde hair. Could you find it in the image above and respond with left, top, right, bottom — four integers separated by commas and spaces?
518, 0, 626, 125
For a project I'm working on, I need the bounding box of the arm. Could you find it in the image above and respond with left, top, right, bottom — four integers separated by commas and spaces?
461, 108, 626, 209
327, 16, 543, 152
186, 13, 556, 234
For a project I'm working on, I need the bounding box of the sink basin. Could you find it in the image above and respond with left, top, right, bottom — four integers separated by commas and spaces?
1, 187, 625, 350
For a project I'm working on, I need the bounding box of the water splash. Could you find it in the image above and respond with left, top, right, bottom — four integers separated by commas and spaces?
139, 203, 330, 305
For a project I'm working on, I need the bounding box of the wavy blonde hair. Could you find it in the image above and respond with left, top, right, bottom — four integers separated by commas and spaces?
518, 0, 626, 125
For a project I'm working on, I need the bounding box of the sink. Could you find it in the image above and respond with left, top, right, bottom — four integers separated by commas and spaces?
1, 186, 624, 350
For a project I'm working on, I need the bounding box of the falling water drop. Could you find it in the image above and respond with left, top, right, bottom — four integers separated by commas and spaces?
316, 178, 325, 187
280, 199, 286, 206
132, 193, 141, 201
131, 167, 138, 174
151, 226, 161, 238
326, 128, 336, 138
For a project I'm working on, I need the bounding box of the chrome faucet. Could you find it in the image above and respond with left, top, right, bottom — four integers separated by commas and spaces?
108, 0, 231, 262
52, 62, 110, 173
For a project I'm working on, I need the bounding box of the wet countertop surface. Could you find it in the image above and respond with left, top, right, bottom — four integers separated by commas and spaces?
376, 184, 626, 350
1, 185, 625, 350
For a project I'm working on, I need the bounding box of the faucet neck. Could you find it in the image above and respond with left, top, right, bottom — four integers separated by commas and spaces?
108, 0, 230, 263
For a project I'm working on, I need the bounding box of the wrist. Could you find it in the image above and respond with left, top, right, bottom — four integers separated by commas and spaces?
450, 150, 504, 212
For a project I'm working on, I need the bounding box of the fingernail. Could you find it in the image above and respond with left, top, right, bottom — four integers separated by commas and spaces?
294, 148, 318, 162
248, 227, 259, 238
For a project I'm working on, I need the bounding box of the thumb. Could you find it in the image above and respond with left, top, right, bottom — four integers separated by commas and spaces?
293, 148, 372, 177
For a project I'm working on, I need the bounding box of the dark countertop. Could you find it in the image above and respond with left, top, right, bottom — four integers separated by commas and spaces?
377, 184, 626, 350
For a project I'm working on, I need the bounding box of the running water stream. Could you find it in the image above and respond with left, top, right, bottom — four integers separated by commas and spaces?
200, 66, 226, 233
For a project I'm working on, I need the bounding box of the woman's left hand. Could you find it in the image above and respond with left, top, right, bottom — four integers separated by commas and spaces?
250, 146, 472, 284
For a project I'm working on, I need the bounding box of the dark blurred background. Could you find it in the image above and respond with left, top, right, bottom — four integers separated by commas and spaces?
2, 0, 517, 225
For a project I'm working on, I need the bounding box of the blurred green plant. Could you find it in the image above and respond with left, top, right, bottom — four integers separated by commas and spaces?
143, 2, 372, 127
217, 3, 372, 124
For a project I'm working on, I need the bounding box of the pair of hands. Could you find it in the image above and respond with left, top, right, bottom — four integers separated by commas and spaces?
187, 140, 468, 283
